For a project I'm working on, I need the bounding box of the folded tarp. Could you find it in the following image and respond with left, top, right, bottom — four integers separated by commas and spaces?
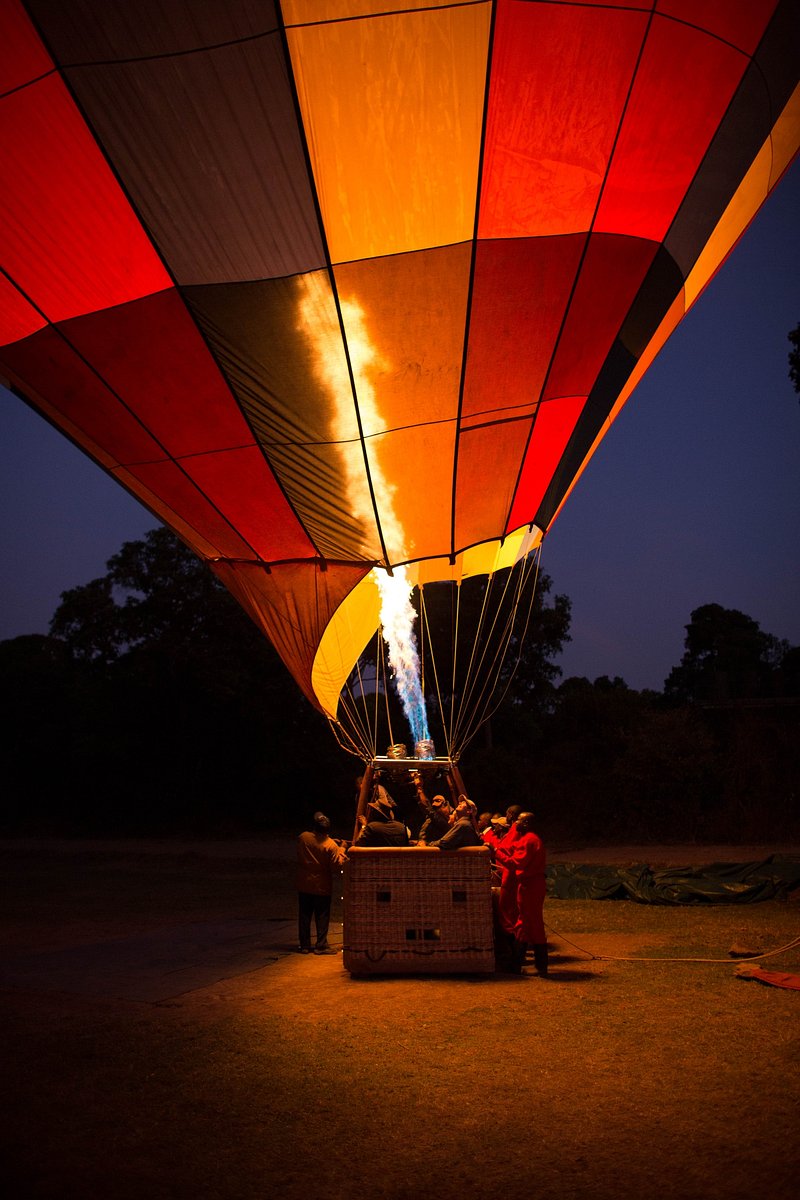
546, 856, 800, 904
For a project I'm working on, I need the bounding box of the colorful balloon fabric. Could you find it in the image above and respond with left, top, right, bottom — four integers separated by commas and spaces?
1, 0, 798, 718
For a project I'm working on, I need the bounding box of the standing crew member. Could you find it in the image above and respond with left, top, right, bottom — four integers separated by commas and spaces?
296, 812, 346, 954
496, 805, 523, 935
496, 811, 548, 975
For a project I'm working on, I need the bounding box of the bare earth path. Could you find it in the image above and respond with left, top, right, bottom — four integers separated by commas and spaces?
1, 839, 798, 1199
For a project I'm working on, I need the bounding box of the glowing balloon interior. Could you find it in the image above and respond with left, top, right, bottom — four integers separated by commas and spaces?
1, 0, 798, 752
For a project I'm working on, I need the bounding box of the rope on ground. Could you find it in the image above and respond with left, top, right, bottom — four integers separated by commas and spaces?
544, 923, 800, 965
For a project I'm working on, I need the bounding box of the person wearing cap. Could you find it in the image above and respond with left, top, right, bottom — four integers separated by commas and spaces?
426, 795, 483, 850
416, 793, 452, 844
296, 812, 347, 954
354, 795, 410, 847
495, 805, 524, 936
495, 811, 548, 975
482, 813, 509, 853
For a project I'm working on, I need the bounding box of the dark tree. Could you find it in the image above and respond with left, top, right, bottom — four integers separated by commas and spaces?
1, 529, 356, 834
664, 603, 781, 704
789, 321, 800, 396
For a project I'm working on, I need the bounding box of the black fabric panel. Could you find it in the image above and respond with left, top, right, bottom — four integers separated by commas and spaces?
617, 243, 685, 361
664, 0, 799, 278
30, 0, 325, 285
27, 0, 280, 61
185, 278, 379, 564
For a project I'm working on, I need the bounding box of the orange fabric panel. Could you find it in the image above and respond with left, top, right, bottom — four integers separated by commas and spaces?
333, 244, 470, 432
283, 1, 456, 21
363, 421, 455, 564
454, 414, 535, 554
595, 14, 748, 241
332, 245, 469, 563
480, 3, 647, 239
287, 3, 490, 262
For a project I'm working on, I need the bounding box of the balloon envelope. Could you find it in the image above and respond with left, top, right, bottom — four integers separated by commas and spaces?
1, 0, 798, 718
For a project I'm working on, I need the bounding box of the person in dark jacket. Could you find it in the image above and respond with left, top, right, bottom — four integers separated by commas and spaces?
354, 796, 410, 847
417, 793, 452, 843
427, 796, 483, 850
296, 811, 346, 954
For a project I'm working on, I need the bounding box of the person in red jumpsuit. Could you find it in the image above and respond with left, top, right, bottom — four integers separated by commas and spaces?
495, 811, 548, 975
495, 805, 523, 935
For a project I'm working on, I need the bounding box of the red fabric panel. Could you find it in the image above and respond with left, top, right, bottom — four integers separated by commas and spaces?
61, 291, 257, 458
506, 395, 587, 534
212, 560, 372, 712
480, 2, 647, 238
0, 274, 45, 347
656, 0, 776, 55
0, 0, 52, 93
0, 73, 171, 323
463, 235, 585, 418
545, 234, 658, 401
124, 460, 258, 561
185, 446, 315, 562
1, 327, 163, 467
595, 14, 748, 241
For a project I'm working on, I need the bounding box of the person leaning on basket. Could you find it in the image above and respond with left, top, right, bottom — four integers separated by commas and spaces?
354, 795, 410, 846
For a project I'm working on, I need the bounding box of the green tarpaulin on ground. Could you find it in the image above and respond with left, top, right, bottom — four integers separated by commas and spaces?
546, 856, 800, 904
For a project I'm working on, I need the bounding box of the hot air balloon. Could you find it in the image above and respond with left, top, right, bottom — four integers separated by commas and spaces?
2, 0, 799, 777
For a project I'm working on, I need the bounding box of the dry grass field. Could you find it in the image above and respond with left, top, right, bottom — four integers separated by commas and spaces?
1, 839, 798, 1200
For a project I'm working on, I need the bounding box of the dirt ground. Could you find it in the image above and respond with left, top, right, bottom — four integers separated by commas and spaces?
1, 839, 799, 1200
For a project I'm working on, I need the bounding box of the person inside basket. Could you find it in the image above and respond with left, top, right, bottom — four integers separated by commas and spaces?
416, 793, 452, 844
296, 811, 347, 955
425, 796, 483, 850
354, 795, 410, 847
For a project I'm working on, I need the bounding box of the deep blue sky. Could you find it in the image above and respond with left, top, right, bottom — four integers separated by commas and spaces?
1, 159, 798, 692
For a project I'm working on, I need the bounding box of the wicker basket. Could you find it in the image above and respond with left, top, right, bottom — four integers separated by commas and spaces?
343, 846, 495, 975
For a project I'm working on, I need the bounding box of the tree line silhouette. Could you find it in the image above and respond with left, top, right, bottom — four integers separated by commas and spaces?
1, 527, 797, 843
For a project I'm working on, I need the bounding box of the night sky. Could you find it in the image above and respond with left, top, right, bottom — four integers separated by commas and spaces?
1, 159, 798, 693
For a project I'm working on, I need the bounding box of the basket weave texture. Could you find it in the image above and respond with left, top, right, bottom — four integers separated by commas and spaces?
343, 846, 495, 975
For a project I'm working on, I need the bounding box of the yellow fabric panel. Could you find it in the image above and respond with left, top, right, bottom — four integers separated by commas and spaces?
311, 567, 382, 720
312, 525, 543, 718
286, 4, 490, 263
